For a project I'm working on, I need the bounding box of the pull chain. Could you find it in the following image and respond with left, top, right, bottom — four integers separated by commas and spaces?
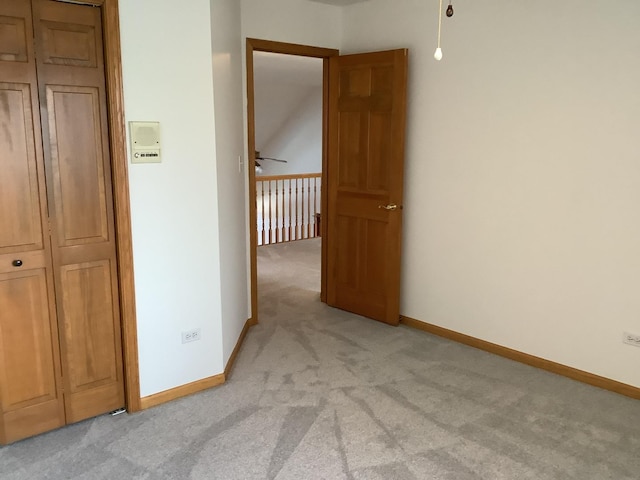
434, 0, 443, 60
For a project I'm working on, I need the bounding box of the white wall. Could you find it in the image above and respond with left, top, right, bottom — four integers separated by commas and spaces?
259, 88, 323, 176
342, 0, 640, 388
211, 0, 250, 365
240, 0, 342, 49
117, 0, 638, 400
120, 0, 224, 397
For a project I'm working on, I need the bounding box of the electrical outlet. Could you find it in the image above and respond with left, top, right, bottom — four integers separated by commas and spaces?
182, 328, 201, 344
622, 332, 640, 347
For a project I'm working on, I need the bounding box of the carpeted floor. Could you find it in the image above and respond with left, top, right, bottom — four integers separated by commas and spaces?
1, 237, 639, 479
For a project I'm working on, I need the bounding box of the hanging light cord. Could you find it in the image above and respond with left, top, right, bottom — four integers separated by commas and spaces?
437, 0, 443, 49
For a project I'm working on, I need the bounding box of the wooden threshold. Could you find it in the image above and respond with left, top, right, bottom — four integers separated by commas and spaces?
400, 316, 640, 401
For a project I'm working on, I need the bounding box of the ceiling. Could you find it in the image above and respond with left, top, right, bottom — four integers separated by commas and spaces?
306, 0, 369, 6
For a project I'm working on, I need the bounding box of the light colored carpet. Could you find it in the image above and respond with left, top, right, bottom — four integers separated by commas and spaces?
1, 237, 639, 479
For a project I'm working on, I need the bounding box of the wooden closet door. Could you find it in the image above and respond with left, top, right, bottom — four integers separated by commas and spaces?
0, 0, 65, 444
33, 0, 125, 424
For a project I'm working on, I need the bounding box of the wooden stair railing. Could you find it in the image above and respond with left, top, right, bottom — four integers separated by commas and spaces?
256, 173, 321, 246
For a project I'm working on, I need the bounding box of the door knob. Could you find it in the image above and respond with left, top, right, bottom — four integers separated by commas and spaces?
12, 259, 23, 267
378, 203, 398, 211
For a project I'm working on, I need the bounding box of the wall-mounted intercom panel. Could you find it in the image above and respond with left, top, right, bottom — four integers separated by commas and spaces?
129, 121, 161, 163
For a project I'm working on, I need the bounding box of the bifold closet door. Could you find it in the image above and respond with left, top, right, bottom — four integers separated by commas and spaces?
33, 0, 125, 424
0, 0, 66, 444
0, 0, 125, 444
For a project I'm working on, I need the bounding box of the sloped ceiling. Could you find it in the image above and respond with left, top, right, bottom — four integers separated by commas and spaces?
254, 52, 323, 151
254, 51, 322, 88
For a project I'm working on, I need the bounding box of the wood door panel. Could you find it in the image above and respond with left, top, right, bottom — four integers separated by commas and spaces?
65, 381, 122, 424
1, 398, 64, 445
59, 260, 119, 393
335, 215, 359, 287
0, 0, 66, 445
337, 111, 363, 189
46, 85, 109, 246
333, 215, 387, 319
371, 66, 393, 94
0, 16, 28, 63
367, 112, 392, 192
343, 67, 370, 97
33, 0, 125, 429
0, 267, 64, 445
58, 258, 124, 423
1, 0, 126, 443
0, 83, 44, 254
40, 20, 97, 68
328, 49, 408, 325
0, 270, 59, 411
363, 219, 387, 295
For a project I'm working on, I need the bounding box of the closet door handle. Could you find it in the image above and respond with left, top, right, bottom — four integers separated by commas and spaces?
12, 260, 23, 267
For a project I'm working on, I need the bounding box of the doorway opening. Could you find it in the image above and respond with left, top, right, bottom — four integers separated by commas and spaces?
246, 39, 339, 325
253, 51, 323, 246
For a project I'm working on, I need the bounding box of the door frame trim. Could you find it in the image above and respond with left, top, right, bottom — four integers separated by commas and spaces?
56, 0, 141, 411
246, 38, 338, 324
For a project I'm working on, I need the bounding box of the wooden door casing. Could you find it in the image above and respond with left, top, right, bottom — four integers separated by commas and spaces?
33, 0, 125, 423
245, 39, 339, 324
0, 0, 65, 444
327, 49, 408, 325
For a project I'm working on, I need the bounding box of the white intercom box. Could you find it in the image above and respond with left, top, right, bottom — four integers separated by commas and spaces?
129, 121, 161, 163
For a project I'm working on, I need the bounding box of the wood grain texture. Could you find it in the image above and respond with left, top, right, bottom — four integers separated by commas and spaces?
400, 316, 640, 401
246, 38, 338, 59
246, 39, 338, 324
100, 0, 141, 412
45, 85, 109, 246
327, 49, 408, 326
34, 0, 125, 423
1, 0, 138, 443
246, 39, 258, 326
0, 269, 65, 441
320, 58, 330, 303
140, 374, 226, 411
0, 83, 44, 254
0, 0, 65, 445
0, 15, 28, 62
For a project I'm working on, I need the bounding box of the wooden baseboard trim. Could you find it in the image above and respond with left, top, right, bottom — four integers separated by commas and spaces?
400, 316, 640, 401
140, 374, 226, 410
138, 319, 253, 411
224, 318, 253, 379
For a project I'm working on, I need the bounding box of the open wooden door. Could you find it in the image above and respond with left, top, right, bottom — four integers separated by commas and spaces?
326, 49, 408, 325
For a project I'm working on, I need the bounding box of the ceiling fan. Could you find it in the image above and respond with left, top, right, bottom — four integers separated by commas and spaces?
254, 151, 288, 168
